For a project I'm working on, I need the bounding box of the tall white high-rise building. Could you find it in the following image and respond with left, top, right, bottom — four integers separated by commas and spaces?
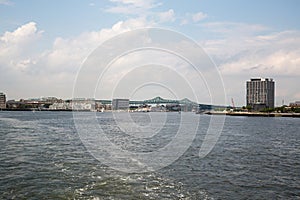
246, 78, 275, 110
0, 92, 6, 109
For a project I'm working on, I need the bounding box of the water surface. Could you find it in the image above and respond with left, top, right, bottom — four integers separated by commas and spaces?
0, 111, 299, 199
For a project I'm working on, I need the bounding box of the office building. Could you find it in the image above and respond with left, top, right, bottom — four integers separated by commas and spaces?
246, 78, 275, 110
0, 92, 6, 109
112, 99, 129, 110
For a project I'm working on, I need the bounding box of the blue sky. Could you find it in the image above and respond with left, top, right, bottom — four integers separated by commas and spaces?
1, 1, 300, 36
1, 0, 300, 106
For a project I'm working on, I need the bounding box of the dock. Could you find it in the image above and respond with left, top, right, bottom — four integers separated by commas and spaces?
205, 111, 300, 118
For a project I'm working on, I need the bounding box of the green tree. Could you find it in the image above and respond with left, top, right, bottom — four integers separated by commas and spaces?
246, 105, 252, 112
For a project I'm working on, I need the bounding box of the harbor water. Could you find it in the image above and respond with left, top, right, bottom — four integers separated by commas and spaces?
0, 111, 299, 199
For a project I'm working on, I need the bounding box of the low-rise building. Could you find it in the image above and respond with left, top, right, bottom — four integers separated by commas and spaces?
166, 104, 181, 112
150, 104, 166, 112
49, 100, 95, 111
49, 102, 73, 110
290, 101, 300, 107
112, 99, 129, 110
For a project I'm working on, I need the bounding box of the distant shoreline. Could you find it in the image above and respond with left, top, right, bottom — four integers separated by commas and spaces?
0, 109, 76, 112
1, 109, 300, 118
205, 111, 300, 118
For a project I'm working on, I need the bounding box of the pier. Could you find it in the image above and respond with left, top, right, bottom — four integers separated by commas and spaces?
205, 111, 300, 118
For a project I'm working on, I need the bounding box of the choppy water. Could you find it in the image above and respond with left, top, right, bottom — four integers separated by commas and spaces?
0, 111, 299, 199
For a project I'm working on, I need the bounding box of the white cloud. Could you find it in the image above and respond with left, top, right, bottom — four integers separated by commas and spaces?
15, 58, 36, 71
0, 22, 42, 71
202, 22, 269, 37
43, 18, 151, 73
0, 18, 151, 73
158, 9, 175, 23
0, 19, 156, 99
202, 30, 300, 76
70, 28, 225, 104
109, 0, 156, 8
106, 0, 161, 15
200, 27, 300, 106
0, 22, 42, 45
179, 12, 208, 25
192, 12, 207, 22
180, 19, 189, 26
0, 0, 13, 5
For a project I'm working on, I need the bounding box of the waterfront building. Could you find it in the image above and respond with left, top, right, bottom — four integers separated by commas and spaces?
0, 92, 6, 109
112, 99, 129, 110
49, 102, 73, 110
197, 104, 231, 113
166, 104, 181, 112
72, 98, 95, 111
150, 104, 166, 112
246, 78, 275, 110
289, 101, 300, 107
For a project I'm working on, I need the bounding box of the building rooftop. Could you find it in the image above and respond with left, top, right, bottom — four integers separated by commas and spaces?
250, 78, 274, 81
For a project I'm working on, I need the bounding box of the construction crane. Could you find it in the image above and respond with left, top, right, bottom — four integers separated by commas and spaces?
231, 98, 235, 109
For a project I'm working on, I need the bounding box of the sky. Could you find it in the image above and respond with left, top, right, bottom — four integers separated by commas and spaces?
0, 0, 300, 106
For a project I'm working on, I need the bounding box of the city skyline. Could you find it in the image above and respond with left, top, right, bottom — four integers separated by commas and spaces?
0, 89, 296, 108
1, 0, 300, 106
1, 75, 298, 107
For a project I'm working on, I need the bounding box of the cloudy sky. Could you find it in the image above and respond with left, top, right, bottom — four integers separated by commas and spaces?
0, 0, 299, 106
